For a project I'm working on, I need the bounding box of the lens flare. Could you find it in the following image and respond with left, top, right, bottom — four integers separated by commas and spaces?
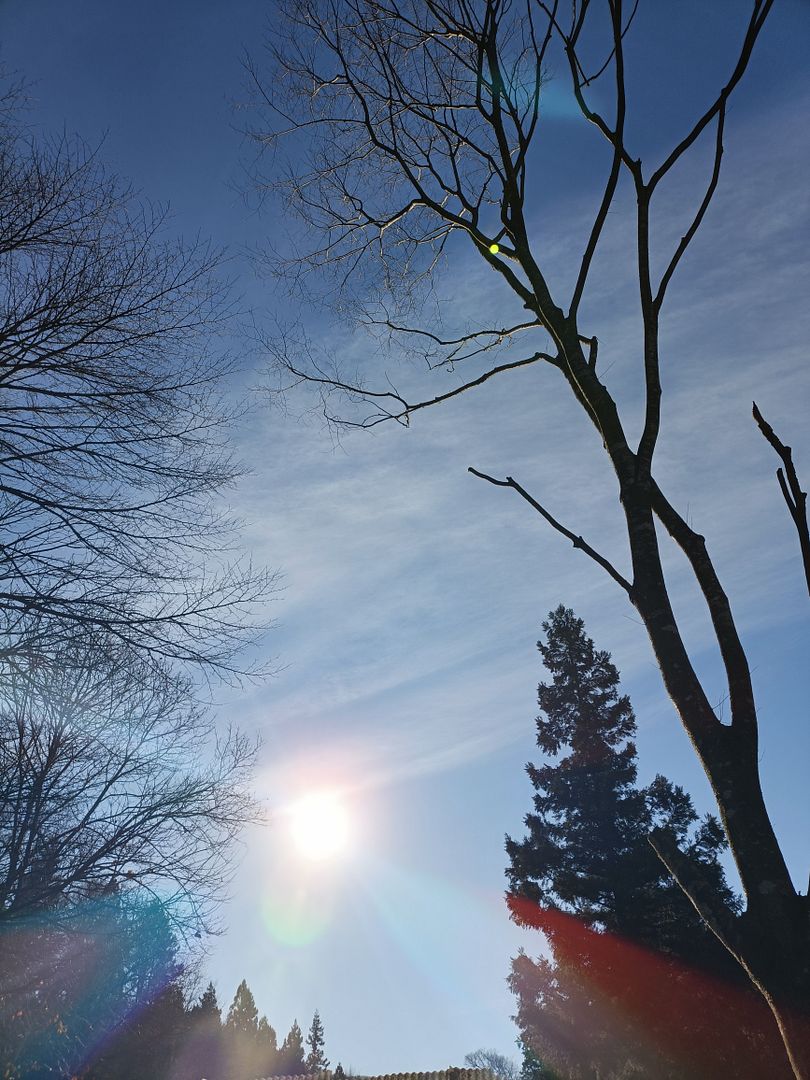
507, 898, 786, 1076
261, 887, 333, 947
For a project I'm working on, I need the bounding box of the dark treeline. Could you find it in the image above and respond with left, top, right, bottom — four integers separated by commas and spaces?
2, 918, 329, 1080
83, 979, 328, 1080
1, 868, 327, 1079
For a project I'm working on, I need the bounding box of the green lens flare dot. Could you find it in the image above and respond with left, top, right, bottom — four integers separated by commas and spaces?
489, 243, 500, 254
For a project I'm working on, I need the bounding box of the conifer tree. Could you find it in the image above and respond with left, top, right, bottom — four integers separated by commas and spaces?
86, 981, 187, 1080
223, 980, 261, 1080
506, 607, 783, 1079
185, 982, 225, 1080
519, 1043, 555, 1080
279, 1019, 306, 1075
306, 1010, 329, 1071
226, 979, 259, 1037
258, 1015, 279, 1075
3, 896, 182, 1080
194, 981, 222, 1022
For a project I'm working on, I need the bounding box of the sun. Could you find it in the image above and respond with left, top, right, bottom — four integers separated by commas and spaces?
288, 791, 351, 862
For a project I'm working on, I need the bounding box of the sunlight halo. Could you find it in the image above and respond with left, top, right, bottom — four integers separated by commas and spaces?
288, 791, 351, 862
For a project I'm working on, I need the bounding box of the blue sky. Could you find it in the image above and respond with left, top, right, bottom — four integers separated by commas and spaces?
3, 0, 809, 1073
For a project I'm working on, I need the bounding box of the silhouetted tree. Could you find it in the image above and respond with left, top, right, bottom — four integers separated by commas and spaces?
279, 1019, 307, 1075
87, 979, 188, 1080
306, 1010, 329, 1071
0, 79, 272, 674
464, 1047, 519, 1080
0, 895, 181, 1078
247, 5, 810, 1072
258, 1014, 280, 1075
0, 641, 259, 936
223, 979, 269, 1080
506, 607, 785, 1078
184, 982, 226, 1080
192, 981, 222, 1025
226, 979, 260, 1038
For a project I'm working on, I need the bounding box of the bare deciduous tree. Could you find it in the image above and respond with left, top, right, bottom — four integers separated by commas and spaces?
0, 636, 259, 938
246, 1, 809, 1074
0, 87, 272, 674
464, 1047, 519, 1080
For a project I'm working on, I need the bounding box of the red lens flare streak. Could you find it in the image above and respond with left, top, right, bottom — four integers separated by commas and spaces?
508, 895, 794, 1078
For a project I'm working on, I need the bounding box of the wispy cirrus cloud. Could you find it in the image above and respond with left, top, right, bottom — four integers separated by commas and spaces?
207, 75, 810, 1073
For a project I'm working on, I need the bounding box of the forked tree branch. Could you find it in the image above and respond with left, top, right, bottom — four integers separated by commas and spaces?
284, 351, 557, 427
370, 316, 542, 366
753, 401, 810, 598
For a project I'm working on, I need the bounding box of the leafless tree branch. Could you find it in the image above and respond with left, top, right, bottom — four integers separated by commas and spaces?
468, 466, 632, 593
753, 402, 810, 598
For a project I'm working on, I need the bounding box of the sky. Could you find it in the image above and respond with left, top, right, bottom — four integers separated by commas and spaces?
2, 0, 809, 1073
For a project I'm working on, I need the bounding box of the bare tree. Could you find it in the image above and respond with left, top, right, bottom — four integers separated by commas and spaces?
246, 1, 810, 1074
0, 86, 272, 675
0, 635, 259, 938
464, 1048, 519, 1080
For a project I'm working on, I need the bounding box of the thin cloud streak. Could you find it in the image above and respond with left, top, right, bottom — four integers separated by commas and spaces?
212, 68, 810, 1074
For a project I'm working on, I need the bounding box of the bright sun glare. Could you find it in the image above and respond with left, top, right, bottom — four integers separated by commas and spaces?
288, 792, 351, 861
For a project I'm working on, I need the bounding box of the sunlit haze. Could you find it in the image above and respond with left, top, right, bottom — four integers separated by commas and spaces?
2, 0, 808, 1075
288, 792, 352, 862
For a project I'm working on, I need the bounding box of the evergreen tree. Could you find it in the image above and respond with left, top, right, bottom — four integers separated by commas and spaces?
279, 1019, 306, 1074
305, 1009, 329, 1071
192, 981, 222, 1023
224, 980, 261, 1080
88, 981, 188, 1080
1, 895, 182, 1080
226, 979, 259, 1036
185, 982, 225, 1080
258, 1015, 279, 1075
506, 607, 783, 1079
519, 1043, 556, 1080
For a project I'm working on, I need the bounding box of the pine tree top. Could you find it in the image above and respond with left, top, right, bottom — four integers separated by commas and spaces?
226, 978, 259, 1033
191, 980, 221, 1022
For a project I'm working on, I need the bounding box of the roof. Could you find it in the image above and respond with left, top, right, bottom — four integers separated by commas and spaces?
266, 1070, 497, 1080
